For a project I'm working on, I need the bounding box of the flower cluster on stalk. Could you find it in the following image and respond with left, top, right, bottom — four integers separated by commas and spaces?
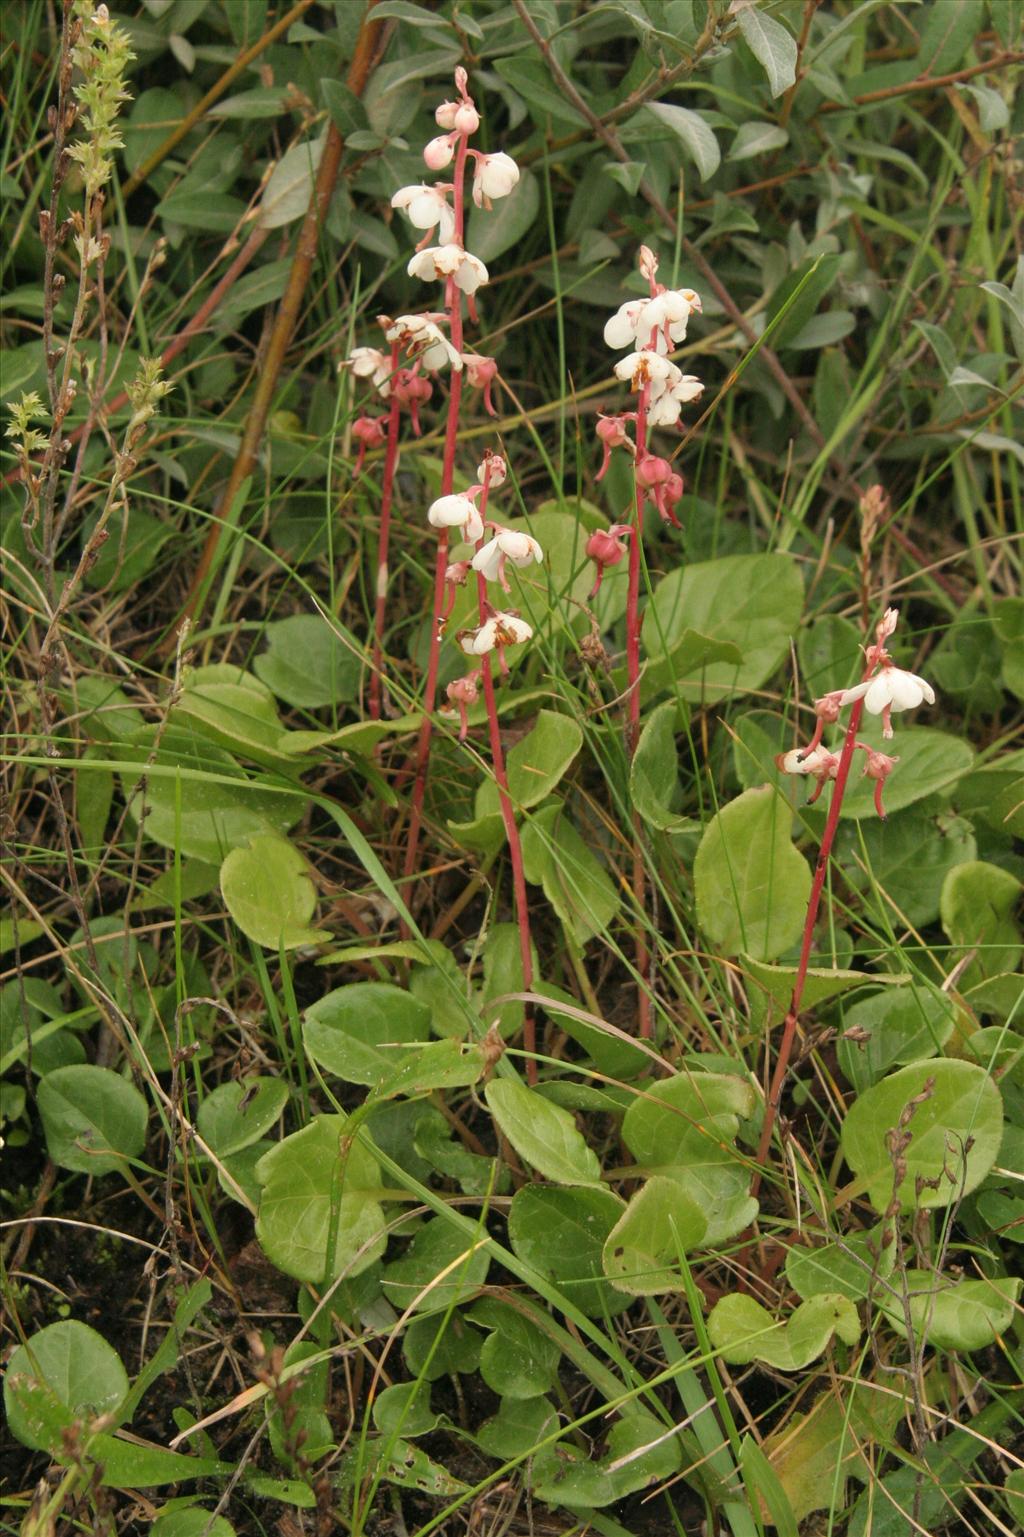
341, 69, 540, 739
588, 245, 705, 595
443, 451, 543, 738
342, 69, 516, 454
776, 605, 936, 818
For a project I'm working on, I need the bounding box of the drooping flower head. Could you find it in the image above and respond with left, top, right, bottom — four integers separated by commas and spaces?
382, 314, 463, 373
391, 183, 455, 245
472, 526, 544, 593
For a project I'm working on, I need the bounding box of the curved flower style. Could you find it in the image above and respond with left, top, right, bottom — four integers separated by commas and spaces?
838, 666, 936, 738
472, 151, 520, 207
472, 527, 544, 592
391, 184, 455, 243
428, 492, 484, 544
407, 244, 489, 294
384, 314, 462, 372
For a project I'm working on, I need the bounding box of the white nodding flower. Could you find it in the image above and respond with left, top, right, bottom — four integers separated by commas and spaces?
778, 746, 835, 777
407, 244, 489, 294
384, 315, 463, 372
605, 288, 701, 354
461, 612, 533, 656
428, 493, 483, 543
346, 346, 391, 395
672, 374, 705, 404
477, 453, 507, 485
391, 184, 455, 243
613, 349, 682, 394
646, 373, 705, 426
604, 301, 647, 350
472, 152, 520, 206
838, 665, 936, 738
472, 528, 544, 590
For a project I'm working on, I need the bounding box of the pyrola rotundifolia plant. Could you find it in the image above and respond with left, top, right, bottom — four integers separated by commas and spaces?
755, 599, 938, 1180
595, 244, 706, 1037
343, 69, 541, 1072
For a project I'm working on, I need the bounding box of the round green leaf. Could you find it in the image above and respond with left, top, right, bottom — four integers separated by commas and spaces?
172, 665, 293, 766
196, 1076, 289, 1156
467, 1298, 562, 1400
694, 786, 811, 961
381, 1216, 490, 1314
642, 553, 803, 703
252, 613, 361, 708
630, 701, 693, 832
602, 1176, 708, 1295
836, 806, 976, 926
485, 1078, 601, 1186
836, 985, 958, 1092
303, 982, 432, 1085
255, 1115, 387, 1282
621, 1070, 758, 1244
4, 1321, 128, 1451
507, 1185, 630, 1317
152, 1511, 236, 1537
220, 832, 329, 950
36, 1064, 148, 1176
120, 728, 301, 863
841, 1059, 1004, 1213
878, 1272, 1021, 1351
941, 861, 1023, 988
708, 1293, 860, 1370
478, 1395, 558, 1459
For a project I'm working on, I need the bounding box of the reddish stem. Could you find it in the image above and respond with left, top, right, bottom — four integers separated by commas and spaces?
402, 130, 470, 910
472, 483, 537, 1082
368, 341, 402, 721
628, 371, 652, 1039
751, 694, 866, 1192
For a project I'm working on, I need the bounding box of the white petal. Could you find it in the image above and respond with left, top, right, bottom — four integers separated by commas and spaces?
862, 674, 891, 714
646, 394, 681, 427
838, 680, 871, 707
604, 302, 642, 350
471, 541, 503, 581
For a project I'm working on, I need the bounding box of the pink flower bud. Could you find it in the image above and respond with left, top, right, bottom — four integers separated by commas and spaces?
435, 99, 459, 130
391, 369, 433, 435
635, 452, 671, 488
350, 413, 387, 474
424, 135, 455, 170
638, 245, 659, 286
857, 744, 900, 819
595, 413, 632, 480
454, 103, 479, 135
446, 671, 480, 740
462, 352, 499, 415
586, 524, 631, 597
441, 559, 472, 621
